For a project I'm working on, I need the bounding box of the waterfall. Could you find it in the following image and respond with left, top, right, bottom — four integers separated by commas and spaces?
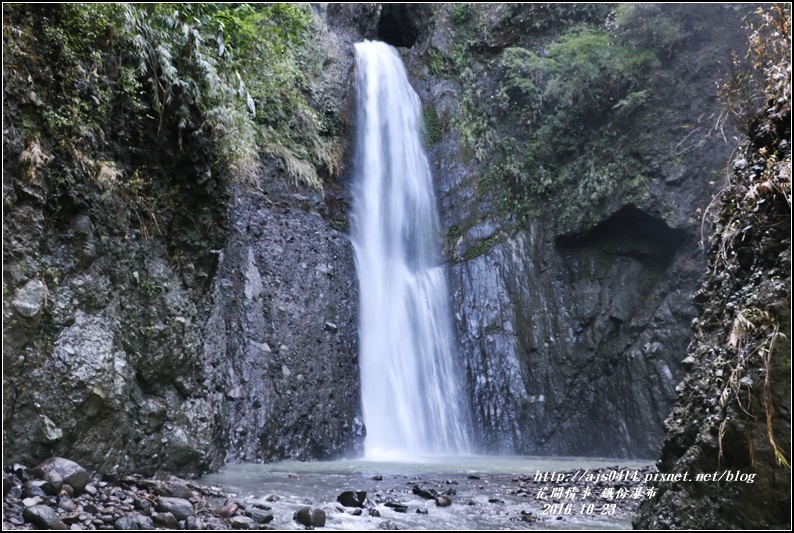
351, 41, 471, 459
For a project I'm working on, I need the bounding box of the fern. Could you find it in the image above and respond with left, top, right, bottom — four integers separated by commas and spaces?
118, 3, 337, 190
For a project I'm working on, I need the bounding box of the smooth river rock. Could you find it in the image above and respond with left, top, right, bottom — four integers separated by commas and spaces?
155, 497, 194, 521
22, 505, 67, 530
33, 457, 89, 493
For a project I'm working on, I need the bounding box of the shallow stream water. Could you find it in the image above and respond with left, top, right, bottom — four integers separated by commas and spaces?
202, 456, 653, 530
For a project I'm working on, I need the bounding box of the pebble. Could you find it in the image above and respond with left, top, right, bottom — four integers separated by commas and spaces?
155, 496, 194, 520
151, 512, 178, 529
232, 514, 255, 529
384, 500, 408, 513
34, 458, 90, 493
58, 497, 77, 512
248, 507, 274, 524
311, 508, 327, 527
337, 490, 367, 508
113, 516, 136, 530
213, 501, 238, 517
22, 496, 42, 507
294, 506, 327, 527
185, 515, 204, 529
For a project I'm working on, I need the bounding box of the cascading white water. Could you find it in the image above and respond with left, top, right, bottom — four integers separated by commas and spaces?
351, 41, 471, 459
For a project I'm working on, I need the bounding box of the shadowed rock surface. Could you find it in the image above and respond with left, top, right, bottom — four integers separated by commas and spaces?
2, 4, 363, 477
400, 3, 752, 459
633, 7, 791, 526
2, 3, 782, 505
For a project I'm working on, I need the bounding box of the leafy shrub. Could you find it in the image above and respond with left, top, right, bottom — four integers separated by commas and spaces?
613, 3, 689, 57
433, 2, 732, 233
481, 25, 661, 228
450, 4, 472, 26
423, 105, 442, 145
4, 3, 340, 193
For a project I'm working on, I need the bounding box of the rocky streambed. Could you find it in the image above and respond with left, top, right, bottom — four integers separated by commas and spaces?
3, 456, 656, 530
3, 457, 269, 530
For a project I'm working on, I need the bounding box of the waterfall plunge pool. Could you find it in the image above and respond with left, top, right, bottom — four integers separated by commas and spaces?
201, 456, 654, 530
202, 42, 655, 532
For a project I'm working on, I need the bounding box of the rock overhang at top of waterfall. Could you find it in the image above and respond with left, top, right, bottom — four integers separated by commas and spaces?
326, 3, 433, 50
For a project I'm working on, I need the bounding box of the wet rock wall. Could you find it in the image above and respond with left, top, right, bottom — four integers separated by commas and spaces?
398, 3, 751, 458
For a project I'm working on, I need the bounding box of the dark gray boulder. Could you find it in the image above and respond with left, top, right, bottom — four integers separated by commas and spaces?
23, 505, 67, 530
155, 497, 194, 521
337, 490, 367, 508
33, 458, 90, 493
294, 507, 312, 527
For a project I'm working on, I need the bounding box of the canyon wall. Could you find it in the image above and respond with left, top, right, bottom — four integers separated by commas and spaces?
2, 3, 769, 479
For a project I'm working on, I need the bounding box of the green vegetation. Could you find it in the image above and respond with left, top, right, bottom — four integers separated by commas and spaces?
711, 4, 791, 267
211, 3, 344, 188
498, 25, 659, 190
3, 3, 342, 201
423, 104, 442, 145
431, 3, 720, 233
449, 4, 472, 27
613, 3, 689, 56
463, 237, 495, 261
3, 1, 348, 287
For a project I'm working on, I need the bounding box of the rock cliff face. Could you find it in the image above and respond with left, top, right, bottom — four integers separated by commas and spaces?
202, 184, 363, 464
2, 4, 363, 477
443, 216, 698, 458
2, 2, 778, 482
393, 4, 753, 457
634, 6, 791, 527
2, 150, 226, 476
2, 151, 363, 478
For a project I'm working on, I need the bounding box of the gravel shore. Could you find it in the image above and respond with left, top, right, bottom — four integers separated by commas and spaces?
4, 457, 657, 530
